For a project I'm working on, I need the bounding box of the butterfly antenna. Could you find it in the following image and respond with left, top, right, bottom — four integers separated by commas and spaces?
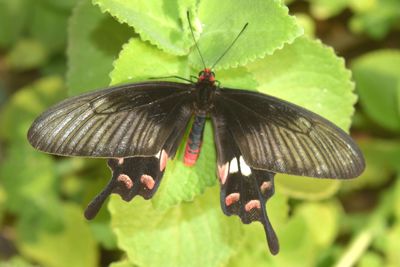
211, 22, 248, 70
187, 11, 206, 69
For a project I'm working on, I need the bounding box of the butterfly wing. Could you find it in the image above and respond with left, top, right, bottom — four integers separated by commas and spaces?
213, 114, 279, 254
211, 87, 365, 254
28, 81, 195, 158
28, 82, 196, 219
212, 88, 365, 179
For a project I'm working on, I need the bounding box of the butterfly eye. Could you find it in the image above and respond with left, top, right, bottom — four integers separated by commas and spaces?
198, 71, 204, 77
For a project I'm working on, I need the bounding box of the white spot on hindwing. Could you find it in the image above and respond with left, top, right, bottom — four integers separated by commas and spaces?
229, 158, 238, 174
239, 156, 251, 176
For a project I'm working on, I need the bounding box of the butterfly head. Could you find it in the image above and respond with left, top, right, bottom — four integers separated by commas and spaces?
198, 68, 216, 84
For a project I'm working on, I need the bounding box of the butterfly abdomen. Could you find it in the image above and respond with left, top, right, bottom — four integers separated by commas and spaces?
184, 113, 207, 166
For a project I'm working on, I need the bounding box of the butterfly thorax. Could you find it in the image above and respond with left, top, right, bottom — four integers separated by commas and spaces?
195, 68, 216, 112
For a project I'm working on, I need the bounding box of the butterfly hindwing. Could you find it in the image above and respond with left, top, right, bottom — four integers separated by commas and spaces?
213, 115, 279, 254
84, 86, 192, 219
213, 88, 365, 179
28, 82, 195, 158
84, 153, 167, 219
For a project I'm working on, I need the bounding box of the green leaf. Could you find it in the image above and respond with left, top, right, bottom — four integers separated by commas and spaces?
67, 0, 133, 95
93, 0, 196, 55
110, 38, 190, 85
0, 77, 66, 142
109, 260, 136, 267
384, 223, 400, 267
358, 251, 384, 267
349, 0, 400, 39
0, 186, 5, 226
352, 49, 400, 132
394, 178, 400, 221
5, 39, 47, 71
228, 194, 328, 267
248, 37, 355, 130
109, 186, 242, 267
0, 77, 67, 240
18, 204, 98, 267
190, 0, 303, 69
41, 0, 79, 10
247, 36, 356, 199
0, 257, 38, 267
152, 121, 216, 209
295, 201, 340, 246
306, 0, 350, 19
28, 1, 71, 54
0, 0, 31, 48
340, 139, 400, 193
294, 13, 316, 37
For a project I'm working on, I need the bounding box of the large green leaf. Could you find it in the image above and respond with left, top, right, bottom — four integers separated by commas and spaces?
93, 0, 196, 55
0, 77, 66, 142
5, 39, 47, 71
109, 187, 242, 267
349, 0, 400, 39
67, 0, 133, 95
18, 204, 98, 267
352, 49, 400, 132
28, 1, 72, 54
306, 0, 349, 19
190, 0, 303, 69
340, 139, 400, 193
0, 0, 31, 48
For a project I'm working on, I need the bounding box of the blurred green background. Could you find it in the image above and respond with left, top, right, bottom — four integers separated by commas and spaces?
0, 0, 400, 267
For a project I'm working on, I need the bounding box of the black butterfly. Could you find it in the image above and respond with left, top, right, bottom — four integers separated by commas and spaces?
27, 14, 365, 255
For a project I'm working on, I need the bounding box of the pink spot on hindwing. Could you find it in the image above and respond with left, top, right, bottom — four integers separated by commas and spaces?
117, 174, 133, 189
225, 193, 240, 206
218, 162, 229, 184
160, 150, 168, 172
245, 200, 261, 212
140, 174, 155, 190
260, 181, 272, 193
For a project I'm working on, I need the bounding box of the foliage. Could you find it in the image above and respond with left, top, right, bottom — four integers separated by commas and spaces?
0, 0, 399, 266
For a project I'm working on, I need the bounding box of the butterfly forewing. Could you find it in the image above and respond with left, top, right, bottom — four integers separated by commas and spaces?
212, 88, 365, 179
28, 82, 195, 158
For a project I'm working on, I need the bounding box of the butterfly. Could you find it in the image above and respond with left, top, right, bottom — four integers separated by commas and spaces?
27, 13, 365, 255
